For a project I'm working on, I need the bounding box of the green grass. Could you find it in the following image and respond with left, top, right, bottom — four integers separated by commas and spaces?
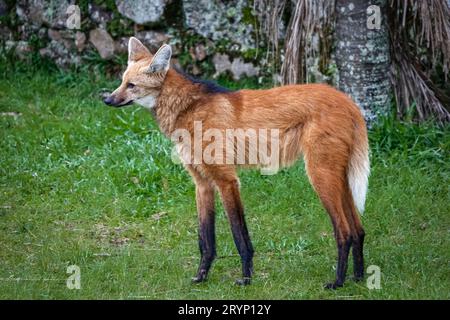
0, 66, 449, 299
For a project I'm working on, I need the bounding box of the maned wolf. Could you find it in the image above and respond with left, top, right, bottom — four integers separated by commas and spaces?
104, 37, 370, 289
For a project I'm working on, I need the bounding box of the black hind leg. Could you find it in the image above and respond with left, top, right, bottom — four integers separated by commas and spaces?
325, 236, 352, 289
352, 230, 365, 281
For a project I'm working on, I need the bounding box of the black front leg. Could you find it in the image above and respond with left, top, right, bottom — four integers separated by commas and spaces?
192, 184, 216, 283
192, 209, 216, 283
217, 179, 254, 285
230, 217, 254, 286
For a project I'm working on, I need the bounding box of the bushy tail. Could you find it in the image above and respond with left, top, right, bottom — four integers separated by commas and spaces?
348, 141, 370, 214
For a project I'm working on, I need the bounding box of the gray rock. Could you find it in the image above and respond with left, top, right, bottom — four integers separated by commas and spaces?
44, 0, 74, 28
40, 39, 81, 68
75, 31, 86, 52
16, 0, 75, 29
212, 53, 259, 80
114, 31, 170, 56
89, 28, 115, 59
0, 0, 8, 17
212, 53, 232, 76
191, 64, 202, 76
48, 29, 62, 41
47, 29, 80, 51
16, 24, 32, 41
183, 0, 255, 51
230, 58, 259, 80
0, 26, 13, 41
189, 44, 207, 62
16, 1, 44, 27
135, 30, 170, 52
5, 40, 32, 59
116, 0, 167, 24
170, 58, 182, 70
114, 37, 129, 54
89, 3, 113, 28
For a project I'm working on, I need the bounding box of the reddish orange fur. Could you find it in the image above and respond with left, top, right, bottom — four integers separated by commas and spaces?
159, 70, 368, 287
107, 40, 369, 288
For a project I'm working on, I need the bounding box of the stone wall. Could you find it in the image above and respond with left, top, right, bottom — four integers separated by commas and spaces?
0, 0, 261, 80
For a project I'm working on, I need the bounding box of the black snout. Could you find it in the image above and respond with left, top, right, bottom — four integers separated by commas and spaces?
103, 95, 114, 106
103, 95, 133, 107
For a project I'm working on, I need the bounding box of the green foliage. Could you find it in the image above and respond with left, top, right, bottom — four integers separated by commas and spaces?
94, 0, 117, 11
240, 47, 268, 65
370, 112, 449, 167
241, 6, 257, 26
78, 0, 117, 14
174, 31, 218, 77
0, 45, 57, 76
106, 17, 134, 38
0, 0, 19, 31
216, 74, 270, 90
27, 33, 47, 51
163, 0, 184, 29
77, 0, 134, 36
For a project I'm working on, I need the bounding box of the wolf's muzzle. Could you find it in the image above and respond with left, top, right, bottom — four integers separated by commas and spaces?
103, 96, 133, 107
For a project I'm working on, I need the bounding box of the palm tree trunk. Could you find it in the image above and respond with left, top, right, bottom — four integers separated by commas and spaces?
335, 0, 391, 123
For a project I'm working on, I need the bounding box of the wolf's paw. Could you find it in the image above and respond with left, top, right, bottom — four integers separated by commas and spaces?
352, 274, 364, 282
235, 278, 251, 286
191, 270, 208, 284
324, 281, 343, 290
191, 275, 207, 284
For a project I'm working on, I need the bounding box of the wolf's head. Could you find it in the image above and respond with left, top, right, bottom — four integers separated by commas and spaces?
103, 37, 172, 109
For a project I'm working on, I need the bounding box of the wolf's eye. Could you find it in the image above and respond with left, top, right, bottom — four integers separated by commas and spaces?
127, 82, 136, 89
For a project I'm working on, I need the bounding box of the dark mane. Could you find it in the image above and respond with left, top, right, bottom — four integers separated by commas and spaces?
174, 67, 234, 94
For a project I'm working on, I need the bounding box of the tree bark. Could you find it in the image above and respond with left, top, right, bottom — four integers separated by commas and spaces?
335, 0, 391, 123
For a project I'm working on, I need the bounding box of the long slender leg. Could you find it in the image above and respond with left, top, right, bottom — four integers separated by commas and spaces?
216, 178, 254, 285
341, 185, 366, 281
306, 162, 354, 289
322, 195, 353, 290
191, 178, 216, 283
352, 227, 365, 281
327, 234, 352, 289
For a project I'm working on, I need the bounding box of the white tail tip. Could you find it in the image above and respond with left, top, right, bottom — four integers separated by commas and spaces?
348, 148, 370, 214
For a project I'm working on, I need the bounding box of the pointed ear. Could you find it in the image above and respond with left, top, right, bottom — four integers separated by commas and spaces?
128, 37, 151, 63
147, 44, 172, 73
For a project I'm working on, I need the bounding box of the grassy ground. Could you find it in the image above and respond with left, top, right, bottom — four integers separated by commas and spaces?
0, 65, 449, 299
